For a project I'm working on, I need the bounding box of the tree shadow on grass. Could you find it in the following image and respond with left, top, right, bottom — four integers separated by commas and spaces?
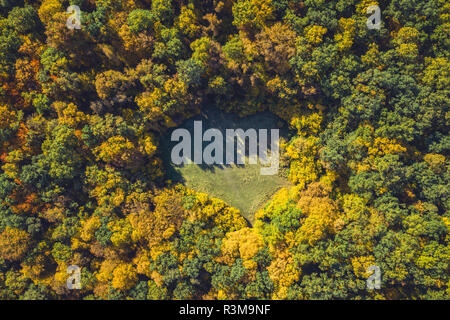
161, 106, 291, 176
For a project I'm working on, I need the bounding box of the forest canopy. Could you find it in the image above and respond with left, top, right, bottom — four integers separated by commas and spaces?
0, 0, 448, 300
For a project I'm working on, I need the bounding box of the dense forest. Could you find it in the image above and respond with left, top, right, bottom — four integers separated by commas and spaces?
0, 0, 448, 300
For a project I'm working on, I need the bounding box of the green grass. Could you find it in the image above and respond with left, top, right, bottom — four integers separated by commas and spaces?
161, 107, 292, 224
174, 159, 290, 224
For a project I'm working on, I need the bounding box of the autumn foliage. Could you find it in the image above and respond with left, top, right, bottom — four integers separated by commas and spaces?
0, 0, 448, 300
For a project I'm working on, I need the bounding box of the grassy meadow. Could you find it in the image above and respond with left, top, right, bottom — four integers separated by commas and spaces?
161, 108, 292, 224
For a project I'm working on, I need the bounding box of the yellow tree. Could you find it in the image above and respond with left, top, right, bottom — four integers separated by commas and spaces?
38, 0, 63, 25
0, 227, 31, 261
177, 5, 201, 38
296, 182, 341, 245
93, 136, 143, 169
112, 263, 138, 291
